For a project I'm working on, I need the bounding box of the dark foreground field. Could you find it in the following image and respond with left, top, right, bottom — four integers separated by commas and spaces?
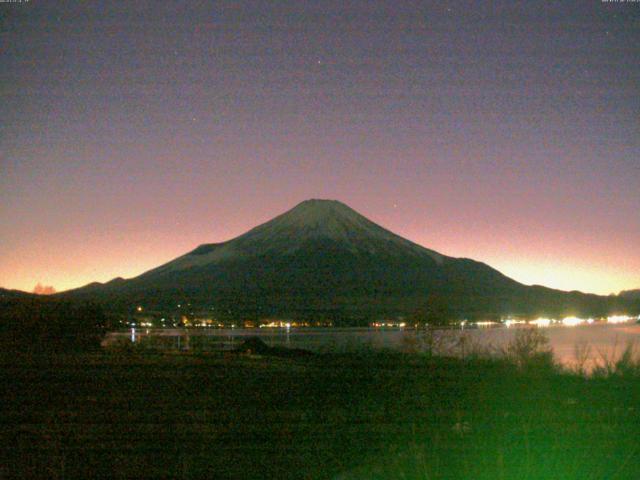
1, 347, 639, 479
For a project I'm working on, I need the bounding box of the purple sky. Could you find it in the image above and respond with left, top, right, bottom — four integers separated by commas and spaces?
1, 0, 639, 295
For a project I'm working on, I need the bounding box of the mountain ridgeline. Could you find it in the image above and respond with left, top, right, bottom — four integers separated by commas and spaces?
619, 289, 640, 301
58, 200, 637, 324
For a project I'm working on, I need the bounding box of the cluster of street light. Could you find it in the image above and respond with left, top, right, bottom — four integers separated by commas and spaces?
501, 315, 638, 328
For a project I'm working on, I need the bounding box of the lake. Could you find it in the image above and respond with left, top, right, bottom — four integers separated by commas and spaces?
105, 320, 640, 370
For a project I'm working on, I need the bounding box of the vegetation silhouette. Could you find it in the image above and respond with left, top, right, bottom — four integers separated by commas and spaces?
0, 297, 110, 352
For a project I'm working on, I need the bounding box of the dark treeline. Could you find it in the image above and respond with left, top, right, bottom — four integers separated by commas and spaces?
65, 290, 640, 328
3, 285, 639, 333
0, 297, 111, 351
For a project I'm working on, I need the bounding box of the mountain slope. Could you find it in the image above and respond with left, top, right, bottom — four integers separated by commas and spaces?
0, 288, 36, 300
58, 199, 634, 322
141, 199, 445, 276
619, 289, 640, 300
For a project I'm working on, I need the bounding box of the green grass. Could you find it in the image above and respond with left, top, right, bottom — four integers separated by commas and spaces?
1, 347, 639, 479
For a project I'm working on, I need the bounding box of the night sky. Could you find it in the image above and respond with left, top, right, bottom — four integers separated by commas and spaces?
1, 1, 639, 295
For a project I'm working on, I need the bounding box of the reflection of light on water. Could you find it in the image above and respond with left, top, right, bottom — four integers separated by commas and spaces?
530, 318, 551, 327
562, 317, 583, 327
130, 327, 136, 343
505, 319, 525, 327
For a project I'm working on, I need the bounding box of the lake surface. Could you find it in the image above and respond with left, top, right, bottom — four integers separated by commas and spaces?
106, 322, 640, 370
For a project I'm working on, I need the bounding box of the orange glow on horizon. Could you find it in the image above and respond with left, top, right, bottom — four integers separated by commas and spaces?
3, 237, 637, 297
1, 200, 638, 297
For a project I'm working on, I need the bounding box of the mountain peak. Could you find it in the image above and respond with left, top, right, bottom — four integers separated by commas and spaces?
271, 199, 365, 229
294, 198, 350, 209
243, 198, 404, 246
285, 199, 360, 221
298, 198, 343, 205
144, 199, 446, 274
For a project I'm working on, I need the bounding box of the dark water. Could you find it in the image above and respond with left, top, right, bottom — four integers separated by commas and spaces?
105, 322, 640, 369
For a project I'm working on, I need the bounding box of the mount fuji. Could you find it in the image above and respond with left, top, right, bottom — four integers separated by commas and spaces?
59, 199, 629, 323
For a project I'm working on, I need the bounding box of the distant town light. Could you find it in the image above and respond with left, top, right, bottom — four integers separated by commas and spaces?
504, 318, 525, 327
530, 318, 551, 327
371, 320, 408, 328
475, 321, 497, 327
136, 306, 143, 312
562, 316, 583, 327
607, 315, 632, 324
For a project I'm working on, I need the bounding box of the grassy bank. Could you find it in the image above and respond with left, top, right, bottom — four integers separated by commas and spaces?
1, 346, 639, 479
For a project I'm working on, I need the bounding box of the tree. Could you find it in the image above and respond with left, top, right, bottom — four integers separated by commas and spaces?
0, 298, 110, 352
409, 293, 452, 327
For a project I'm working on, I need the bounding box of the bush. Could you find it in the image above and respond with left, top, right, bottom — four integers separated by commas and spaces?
501, 327, 555, 370
592, 341, 640, 378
